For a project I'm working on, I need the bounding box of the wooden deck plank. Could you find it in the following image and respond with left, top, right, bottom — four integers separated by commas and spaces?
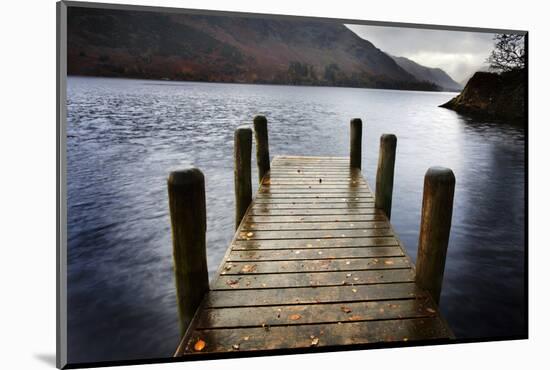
204, 282, 422, 308
236, 228, 394, 239
227, 246, 405, 261
180, 317, 450, 355
194, 298, 436, 328
241, 221, 387, 231
244, 214, 386, 223
231, 237, 400, 250
177, 155, 453, 356
212, 269, 415, 290
220, 257, 411, 275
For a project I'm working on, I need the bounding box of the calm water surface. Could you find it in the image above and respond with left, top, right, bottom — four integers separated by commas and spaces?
67, 77, 525, 363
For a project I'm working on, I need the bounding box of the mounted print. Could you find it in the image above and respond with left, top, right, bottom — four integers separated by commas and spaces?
56, 1, 527, 368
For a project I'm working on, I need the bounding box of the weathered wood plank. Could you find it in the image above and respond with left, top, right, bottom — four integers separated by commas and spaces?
259, 189, 371, 195
249, 208, 380, 216
221, 257, 411, 275
237, 228, 393, 240
260, 185, 367, 189
251, 203, 375, 210
255, 193, 373, 199
232, 237, 400, 250
194, 298, 435, 328
204, 282, 422, 308
241, 221, 387, 231
253, 198, 373, 204
227, 246, 404, 261
213, 269, 415, 290
181, 317, 450, 354
245, 214, 386, 223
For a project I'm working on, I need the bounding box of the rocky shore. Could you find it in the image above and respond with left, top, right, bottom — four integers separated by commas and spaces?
440, 70, 525, 123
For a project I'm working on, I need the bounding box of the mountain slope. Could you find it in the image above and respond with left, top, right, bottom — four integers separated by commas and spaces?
67, 7, 440, 91
391, 56, 462, 91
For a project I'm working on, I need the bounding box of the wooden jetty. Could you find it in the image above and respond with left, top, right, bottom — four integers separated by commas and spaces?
168, 117, 455, 357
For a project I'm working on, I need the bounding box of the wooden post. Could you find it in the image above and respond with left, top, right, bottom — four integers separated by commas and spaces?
167, 168, 209, 338
375, 134, 397, 220
350, 118, 362, 169
254, 115, 270, 183
415, 167, 455, 305
234, 126, 252, 229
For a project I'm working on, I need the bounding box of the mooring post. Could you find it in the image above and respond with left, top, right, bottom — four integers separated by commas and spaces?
234, 126, 253, 229
167, 168, 210, 338
350, 118, 362, 169
253, 115, 270, 183
415, 167, 455, 305
375, 134, 397, 220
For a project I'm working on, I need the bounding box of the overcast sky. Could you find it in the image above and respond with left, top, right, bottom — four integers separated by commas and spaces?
345, 24, 496, 83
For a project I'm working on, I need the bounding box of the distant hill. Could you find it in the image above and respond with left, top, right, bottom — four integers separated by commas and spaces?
391, 56, 462, 91
67, 7, 440, 91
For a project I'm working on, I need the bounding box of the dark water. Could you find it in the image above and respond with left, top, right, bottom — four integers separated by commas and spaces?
66, 76, 526, 364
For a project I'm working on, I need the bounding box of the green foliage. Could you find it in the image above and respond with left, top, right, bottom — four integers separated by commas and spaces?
287, 62, 318, 84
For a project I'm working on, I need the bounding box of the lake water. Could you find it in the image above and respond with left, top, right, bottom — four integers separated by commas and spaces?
66, 76, 526, 364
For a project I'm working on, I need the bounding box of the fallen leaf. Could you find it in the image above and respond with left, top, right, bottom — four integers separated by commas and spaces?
241, 264, 257, 273
194, 339, 206, 352
341, 306, 352, 313
426, 307, 436, 313
384, 260, 394, 265
232, 344, 240, 350
243, 336, 250, 341
346, 273, 352, 277
353, 277, 359, 281
352, 288, 358, 293
345, 261, 351, 265
226, 279, 239, 287
246, 232, 254, 237
289, 314, 302, 321
310, 337, 319, 346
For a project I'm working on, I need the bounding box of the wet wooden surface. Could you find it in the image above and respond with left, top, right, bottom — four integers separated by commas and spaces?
176, 156, 453, 356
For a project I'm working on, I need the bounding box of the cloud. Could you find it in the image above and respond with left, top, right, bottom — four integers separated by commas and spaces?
345, 24, 496, 83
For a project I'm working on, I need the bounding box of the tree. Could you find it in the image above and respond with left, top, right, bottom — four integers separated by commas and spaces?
486, 34, 525, 72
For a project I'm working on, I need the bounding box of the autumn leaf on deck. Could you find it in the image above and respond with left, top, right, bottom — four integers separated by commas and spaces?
289, 314, 302, 321
226, 279, 239, 288
310, 337, 319, 346
193, 339, 206, 352
340, 306, 352, 313
241, 264, 257, 273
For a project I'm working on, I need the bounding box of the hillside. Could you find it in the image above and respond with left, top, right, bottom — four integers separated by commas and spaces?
67, 7, 440, 91
440, 71, 525, 123
391, 56, 462, 91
